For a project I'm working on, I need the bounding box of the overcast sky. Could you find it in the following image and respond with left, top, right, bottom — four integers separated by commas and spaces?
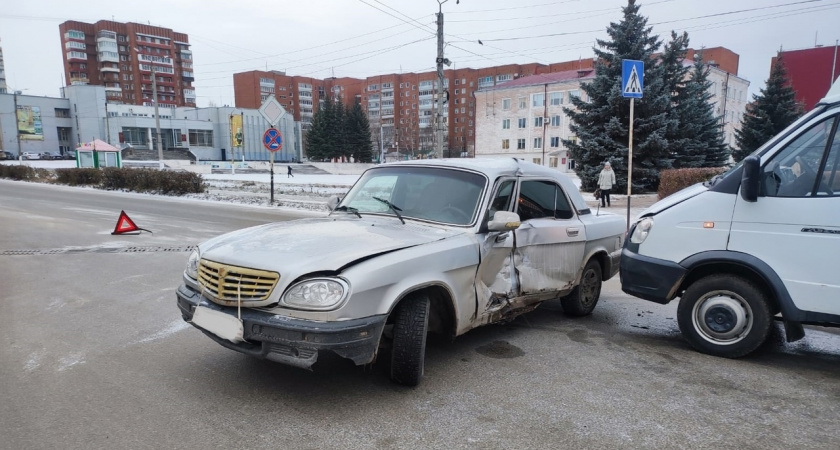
1, 0, 838, 107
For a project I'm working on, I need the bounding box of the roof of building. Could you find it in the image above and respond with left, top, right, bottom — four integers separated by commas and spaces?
483, 69, 596, 91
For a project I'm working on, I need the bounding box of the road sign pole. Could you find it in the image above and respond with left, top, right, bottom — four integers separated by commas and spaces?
270, 150, 275, 205
627, 98, 634, 231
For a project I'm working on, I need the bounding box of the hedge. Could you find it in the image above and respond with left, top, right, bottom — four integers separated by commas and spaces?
658, 167, 727, 199
50, 167, 204, 195
0, 164, 37, 180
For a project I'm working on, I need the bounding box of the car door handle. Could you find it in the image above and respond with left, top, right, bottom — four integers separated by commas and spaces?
495, 234, 508, 243
567, 228, 580, 237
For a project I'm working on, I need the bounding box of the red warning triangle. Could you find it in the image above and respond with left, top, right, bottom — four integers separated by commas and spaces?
112, 210, 149, 235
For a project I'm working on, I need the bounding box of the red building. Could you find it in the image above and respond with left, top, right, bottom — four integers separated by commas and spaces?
772, 44, 840, 111
59, 20, 196, 108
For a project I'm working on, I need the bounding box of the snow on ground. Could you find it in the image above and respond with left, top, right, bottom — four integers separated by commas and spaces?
3, 159, 659, 216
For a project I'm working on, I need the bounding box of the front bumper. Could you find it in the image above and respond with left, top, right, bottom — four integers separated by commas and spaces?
619, 248, 686, 304
176, 284, 387, 369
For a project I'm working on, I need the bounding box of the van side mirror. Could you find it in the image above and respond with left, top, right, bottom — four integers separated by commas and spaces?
740, 156, 760, 202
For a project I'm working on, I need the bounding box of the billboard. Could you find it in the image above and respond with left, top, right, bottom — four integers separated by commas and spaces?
230, 114, 243, 149
17, 106, 44, 140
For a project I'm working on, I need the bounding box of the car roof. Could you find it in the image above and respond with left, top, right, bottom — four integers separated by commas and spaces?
378, 158, 588, 212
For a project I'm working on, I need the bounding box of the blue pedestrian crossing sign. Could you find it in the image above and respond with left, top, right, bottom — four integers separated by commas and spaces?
621, 60, 644, 98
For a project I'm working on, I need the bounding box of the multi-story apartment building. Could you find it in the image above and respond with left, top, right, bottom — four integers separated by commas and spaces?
58, 20, 196, 108
233, 71, 363, 133
772, 44, 840, 111
0, 37, 7, 94
474, 70, 594, 172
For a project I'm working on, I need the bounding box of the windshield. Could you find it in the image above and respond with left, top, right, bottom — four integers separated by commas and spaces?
339, 166, 487, 225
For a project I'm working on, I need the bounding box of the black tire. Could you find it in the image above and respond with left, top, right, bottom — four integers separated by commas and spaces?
390, 295, 430, 386
561, 259, 602, 316
677, 275, 772, 358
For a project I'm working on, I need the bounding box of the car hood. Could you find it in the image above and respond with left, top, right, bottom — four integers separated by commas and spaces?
639, 183, 708, 217
198, 216, 466, 275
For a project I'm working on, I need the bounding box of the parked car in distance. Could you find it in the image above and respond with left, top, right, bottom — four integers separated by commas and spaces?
43, 152, 63, 160
2, 152, 14, 160
21, 152, 40, 160
64, 151, 77, 160
176, 159, 626, 386
621, 79, 840, 359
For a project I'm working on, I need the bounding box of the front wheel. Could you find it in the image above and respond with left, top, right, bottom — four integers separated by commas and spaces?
560, 259, 602, 316
390, 295, 430, 386
677, 275, 772, 358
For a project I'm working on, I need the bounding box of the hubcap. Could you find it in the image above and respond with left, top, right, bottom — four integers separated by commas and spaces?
581, 269, 599, 306
692, 291, 752, 345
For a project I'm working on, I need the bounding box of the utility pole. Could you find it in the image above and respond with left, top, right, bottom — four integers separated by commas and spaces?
435, 0, 455, 159
152, 66, 164, 170
13, 90, 22, 158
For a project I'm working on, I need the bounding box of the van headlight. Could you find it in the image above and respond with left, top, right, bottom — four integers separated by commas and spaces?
630, 217, 654, 244
186, 250, 200, 280
282, 278, 349, 310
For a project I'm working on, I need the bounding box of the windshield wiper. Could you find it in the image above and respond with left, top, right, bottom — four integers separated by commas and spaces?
334, 205, 362, 218
706, 174, 724, 187
373, 196, 405, 224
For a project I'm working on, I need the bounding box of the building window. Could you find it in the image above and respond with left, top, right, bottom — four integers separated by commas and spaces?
532, 93, 545, 107
533, 158, 541, 165
550, 137, 560, 148
549, 92, 563, 105
502, 98, 511, 110
188, 129, 213, 147
534, 137, 542, 149
569, 90, 581, 100
534, 117, 543, 127
496, 74, 512, 82
518, 118, 526, 129
550, 157, 558, 168
502, 119, 510, 129
518, 97, 526, 109
502, 139, 510, 149
551, 115, 562, 127
517, 139, 526, 149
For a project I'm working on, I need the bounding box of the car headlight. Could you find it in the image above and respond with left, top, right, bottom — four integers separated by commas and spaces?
282, 278, 349, 310
186, 250, 200, 280
630, 217, 654, 244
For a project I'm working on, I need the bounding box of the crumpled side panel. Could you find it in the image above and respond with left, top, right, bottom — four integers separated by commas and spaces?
515, 242, 584, 294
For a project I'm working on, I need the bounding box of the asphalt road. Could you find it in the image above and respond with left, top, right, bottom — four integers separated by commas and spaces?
1, 180, 839, 450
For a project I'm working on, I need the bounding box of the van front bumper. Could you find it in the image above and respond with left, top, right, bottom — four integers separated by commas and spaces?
176, 284, 387, 369
619, 248, 686, 304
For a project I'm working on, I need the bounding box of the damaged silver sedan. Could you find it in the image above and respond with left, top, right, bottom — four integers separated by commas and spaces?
176, 159, 625, 386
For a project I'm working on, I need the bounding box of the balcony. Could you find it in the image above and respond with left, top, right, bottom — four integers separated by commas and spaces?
98, 51, 119, 63
100, 65, 120, 73
97, 30, 117, 40
181, 71, 194, 81
138, 54, 173, 66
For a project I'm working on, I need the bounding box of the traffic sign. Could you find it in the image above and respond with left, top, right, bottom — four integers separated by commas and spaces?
263, 128, 283, 152
621, 60, 644, 98
258, 97, 287, 127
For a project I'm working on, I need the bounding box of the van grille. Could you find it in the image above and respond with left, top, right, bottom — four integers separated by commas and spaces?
197, 259, 280, 305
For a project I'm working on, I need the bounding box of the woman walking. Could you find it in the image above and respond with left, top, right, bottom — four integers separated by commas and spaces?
598, 162, 616, 207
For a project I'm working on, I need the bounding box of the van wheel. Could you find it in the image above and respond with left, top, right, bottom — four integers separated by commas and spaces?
561, 259, 602, 316
677, 275, 772, 358
390, 294, 430, 387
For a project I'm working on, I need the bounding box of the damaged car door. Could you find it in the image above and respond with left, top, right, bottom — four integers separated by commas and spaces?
476, 178, 519, 321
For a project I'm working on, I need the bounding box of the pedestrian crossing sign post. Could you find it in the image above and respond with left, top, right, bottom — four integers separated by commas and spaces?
621, 59, 643, 231
621, 60, 644, 99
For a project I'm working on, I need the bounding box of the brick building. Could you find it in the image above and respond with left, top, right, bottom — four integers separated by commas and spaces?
58, 20, 196, 108
772, 44, 840, 111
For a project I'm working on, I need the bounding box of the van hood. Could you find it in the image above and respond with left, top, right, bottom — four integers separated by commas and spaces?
198, 216, 464, 275
639, 183, 708, 217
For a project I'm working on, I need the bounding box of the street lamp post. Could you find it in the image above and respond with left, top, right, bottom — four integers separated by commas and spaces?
435, 0, 459, 159
152, 66, 164, 170
11, 88, 27, 159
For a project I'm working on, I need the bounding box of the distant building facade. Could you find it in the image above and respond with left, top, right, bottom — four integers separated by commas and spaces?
772, 44, 840, 111
58, 20, 196, 108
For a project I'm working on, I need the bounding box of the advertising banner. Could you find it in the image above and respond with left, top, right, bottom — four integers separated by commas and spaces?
230, 114, 243, 148
17, 106, 44, 140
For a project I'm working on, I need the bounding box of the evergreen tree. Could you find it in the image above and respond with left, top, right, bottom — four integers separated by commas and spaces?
563, 0, 673, 192
733, 55, 803, 161
346, 102, 374, 162
305, 96, 330, 161
660, 31, 691, 167
683, 53, 729, 167
329, 97, 346, 160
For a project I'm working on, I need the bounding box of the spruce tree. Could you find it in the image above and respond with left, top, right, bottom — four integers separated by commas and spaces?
660, 31, 691, 167
305, 98, 329, 161
733, 55, 803, 161
346, 102, 374, 162
564, 0, 673, 192
684, 53, 729, 167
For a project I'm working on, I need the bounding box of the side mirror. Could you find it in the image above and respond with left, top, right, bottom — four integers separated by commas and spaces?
740, 156, 760, 202
488, 211, 521, 231
326, 195, 341, 211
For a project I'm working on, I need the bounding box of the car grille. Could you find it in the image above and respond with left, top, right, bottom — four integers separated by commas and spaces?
197, 259, 280, 305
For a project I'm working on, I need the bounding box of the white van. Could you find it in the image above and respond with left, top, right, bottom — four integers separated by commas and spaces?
621, 80, 840, 358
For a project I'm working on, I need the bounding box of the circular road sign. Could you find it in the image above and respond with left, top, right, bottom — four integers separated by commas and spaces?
263, 128, 283, 152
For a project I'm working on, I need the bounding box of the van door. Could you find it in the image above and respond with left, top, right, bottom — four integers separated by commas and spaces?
729, 111, 840, 315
